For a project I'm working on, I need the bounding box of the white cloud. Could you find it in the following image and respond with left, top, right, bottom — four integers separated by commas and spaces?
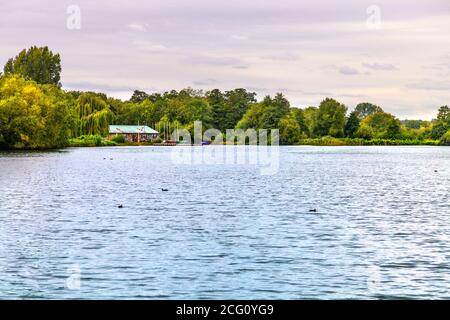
230, 34, 248, 40
132, 40, 169, 53
127, 23, 148, 32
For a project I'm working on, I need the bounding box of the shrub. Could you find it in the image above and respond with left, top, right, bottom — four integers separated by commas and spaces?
68, 134, 116, 147
102, 139, 118, 146
112, 134, 125, 143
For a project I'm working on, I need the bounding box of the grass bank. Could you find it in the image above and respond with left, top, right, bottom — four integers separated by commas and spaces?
67, 135, 446, 148
68, 135, 117, 147
298, 137, 441, 146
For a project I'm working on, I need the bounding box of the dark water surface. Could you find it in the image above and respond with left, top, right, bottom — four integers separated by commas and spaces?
0, 146, 449, 299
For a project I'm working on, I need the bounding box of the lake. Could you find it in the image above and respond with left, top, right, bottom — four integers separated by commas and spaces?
0, 146, 449, 299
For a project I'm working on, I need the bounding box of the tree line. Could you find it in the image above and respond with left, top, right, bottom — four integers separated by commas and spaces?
1, 46, 449, 149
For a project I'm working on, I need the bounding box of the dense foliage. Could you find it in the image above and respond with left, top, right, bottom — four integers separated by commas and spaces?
0, 75, 74, 149
3, 46, 62, 87
76, 92, 114, 136
1, 47, 449, 149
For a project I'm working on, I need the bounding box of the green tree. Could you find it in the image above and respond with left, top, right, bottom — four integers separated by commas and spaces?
279, 115, 302, 145
354, 102, 383, 120
344, 111, 360, 138
385, 118, 402, 139
429, 106, 450, 140
208, 88, 256, 131
259, 93, 290, 129
430, 121, 449, 140
437, 105, 450, 124
236, 103, 264, 130
291, 108, 308, 135
303, 107, 318, 137
207, 89, 226, 129
129, 90, 150, 103
186, 99, 213, 128
237, 93, 290, 131
357, 111, 401, 139
115, 100, 157, 126
3, 46, 62, 86
224, 88, 256, 125
164, 99, 188, 123
313, 98, 347, 137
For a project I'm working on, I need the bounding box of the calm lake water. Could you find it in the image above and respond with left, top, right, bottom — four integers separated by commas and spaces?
0, 146, 449, 299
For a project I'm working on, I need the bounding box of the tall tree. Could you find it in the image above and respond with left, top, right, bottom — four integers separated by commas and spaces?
313, 98, 347, 137
224, 88, 256, 119
430, 106, 450, 140
437, 105, 450, 124
236, 103, 264, 130
129, 90, 150, 103
260, 93, 290, 129
291, 108, 308, 135
303, 107, 318, 137
3, 46, 62, 86
207, 88, 256, 131
186, 98, 213, 128
279, 114, 302, 145
344, 111, 360, 138
206, 89, 226, 129
354, 102, 383, 120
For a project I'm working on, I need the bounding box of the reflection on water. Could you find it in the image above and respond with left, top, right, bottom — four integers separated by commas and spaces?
0, 146, 449, 299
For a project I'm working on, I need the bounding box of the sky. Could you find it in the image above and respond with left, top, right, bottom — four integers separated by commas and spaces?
1, 0, 450, 119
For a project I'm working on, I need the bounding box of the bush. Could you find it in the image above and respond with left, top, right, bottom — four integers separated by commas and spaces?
112, 134, 125, 143
153, 137, 163, 144
102, 139, 118, 146
68, 135, 117, 147
299, 136, 352, 146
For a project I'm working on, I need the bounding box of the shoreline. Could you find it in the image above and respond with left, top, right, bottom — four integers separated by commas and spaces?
1, 141, 447, 152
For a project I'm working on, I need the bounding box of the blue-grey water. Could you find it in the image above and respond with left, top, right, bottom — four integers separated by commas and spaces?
0, 146, 449, 299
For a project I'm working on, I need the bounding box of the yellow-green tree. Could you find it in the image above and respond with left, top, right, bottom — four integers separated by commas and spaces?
356, 111, 401, 139
0, 75, 75, 149
279, 114, 302, 145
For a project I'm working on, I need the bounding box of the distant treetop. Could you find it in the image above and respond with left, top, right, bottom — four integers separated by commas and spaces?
3, 46, 61, 87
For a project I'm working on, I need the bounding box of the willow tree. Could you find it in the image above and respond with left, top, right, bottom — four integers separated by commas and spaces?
76, 93, 114, 136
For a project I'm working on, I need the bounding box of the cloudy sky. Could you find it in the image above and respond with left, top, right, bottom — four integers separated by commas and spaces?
1, 0, 450, 119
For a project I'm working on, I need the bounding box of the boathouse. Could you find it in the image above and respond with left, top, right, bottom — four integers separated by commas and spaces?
108, 125, 159, 142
